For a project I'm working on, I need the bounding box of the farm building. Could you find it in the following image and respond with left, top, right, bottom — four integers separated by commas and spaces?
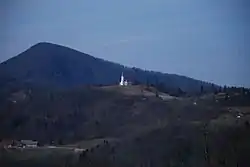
20, 140, 38, 148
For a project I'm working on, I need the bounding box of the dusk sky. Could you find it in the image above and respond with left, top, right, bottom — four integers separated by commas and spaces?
1, 0, 249, 87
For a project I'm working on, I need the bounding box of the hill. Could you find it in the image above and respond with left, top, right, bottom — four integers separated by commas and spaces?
0, 42, 215, 94
0, 84, 179, 144
1, 81, 248, 143
1, 84, 250, 167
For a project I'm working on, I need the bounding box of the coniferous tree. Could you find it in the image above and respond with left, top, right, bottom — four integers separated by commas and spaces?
223, 85, 227, 93
154, 76, 159, 88
155, 90, 159, 98
211, 84, 218, 94
146, 78, 150, 87
218, 87, 222, 93
241, 87, 245, 96
200, 85, 204, 94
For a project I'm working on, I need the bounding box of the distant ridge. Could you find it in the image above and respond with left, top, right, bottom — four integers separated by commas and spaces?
0, 42, 216, 93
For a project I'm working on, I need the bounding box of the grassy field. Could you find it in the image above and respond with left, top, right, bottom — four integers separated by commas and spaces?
66, 137, 119, 148
0, 137, 120, 167
0, 147, 80, 167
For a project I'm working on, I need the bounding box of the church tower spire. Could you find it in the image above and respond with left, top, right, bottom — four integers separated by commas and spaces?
120, 72, 124, 86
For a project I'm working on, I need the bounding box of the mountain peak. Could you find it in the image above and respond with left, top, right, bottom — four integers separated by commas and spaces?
0, 42, 215, 92
30, 42, 63, 49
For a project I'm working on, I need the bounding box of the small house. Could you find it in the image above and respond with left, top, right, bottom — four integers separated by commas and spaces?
20, 140, 38, 148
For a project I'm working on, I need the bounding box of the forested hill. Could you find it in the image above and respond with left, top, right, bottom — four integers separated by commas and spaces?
0, 42, 215, 93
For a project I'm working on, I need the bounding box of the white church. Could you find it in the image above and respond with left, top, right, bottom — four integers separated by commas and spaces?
119, 73, 129, 86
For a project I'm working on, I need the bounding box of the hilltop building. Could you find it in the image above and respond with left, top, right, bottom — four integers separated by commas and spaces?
119, 73, 130, 86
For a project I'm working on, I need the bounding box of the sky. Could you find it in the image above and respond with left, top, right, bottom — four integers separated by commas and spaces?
1, 0, 250, 87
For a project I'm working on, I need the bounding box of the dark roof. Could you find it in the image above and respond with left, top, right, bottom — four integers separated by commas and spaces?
21, 140, 38, 145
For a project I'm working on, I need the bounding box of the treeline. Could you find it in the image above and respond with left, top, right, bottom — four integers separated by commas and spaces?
133, 78, 219, 97
133, 76, 250, 98
216, 86, 250, 106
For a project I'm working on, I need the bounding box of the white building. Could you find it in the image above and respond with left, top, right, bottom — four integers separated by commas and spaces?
119, 73, 129, 86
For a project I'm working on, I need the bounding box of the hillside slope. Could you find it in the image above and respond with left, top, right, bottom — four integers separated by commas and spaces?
1, 85, 250, 167
0, 83, 220, 144
0, 85, 168, 143
0, 42, 214, 93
